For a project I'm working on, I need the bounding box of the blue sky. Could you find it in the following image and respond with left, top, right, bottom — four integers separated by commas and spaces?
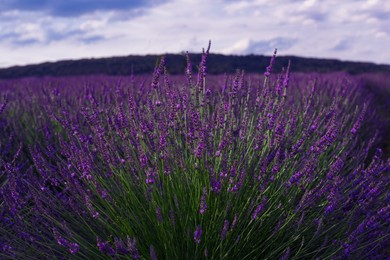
0, 0, 389, 68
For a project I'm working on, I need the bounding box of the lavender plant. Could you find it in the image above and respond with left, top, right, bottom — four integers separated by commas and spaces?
0, 46, 389, 259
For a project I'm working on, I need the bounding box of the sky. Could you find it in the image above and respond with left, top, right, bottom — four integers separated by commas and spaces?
0, 0, 389, 68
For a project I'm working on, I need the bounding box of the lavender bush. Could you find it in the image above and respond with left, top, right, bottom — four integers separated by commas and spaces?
0, 45, 389, 259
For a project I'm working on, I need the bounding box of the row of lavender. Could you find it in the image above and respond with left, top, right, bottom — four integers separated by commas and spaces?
0, 48, 389, 259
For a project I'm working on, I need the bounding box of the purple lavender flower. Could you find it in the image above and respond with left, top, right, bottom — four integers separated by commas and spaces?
195, 141, 204, 158
326, 157, 344, 180
377, 205, 390, 222
220, 169, 228, 179
68, 242, 80, 254
0, 95, 8, 115
231, 213, 238, 231
127, 237, 139, 259
199, 187, 208, 214
252, 197, 267, 220
150, 245, 158, 260
288, 171, 303, 186
185, 51, 193, 86
230, 171, 245, 192
53, 231, 80, 255
342, 242, 355, 257
0, 244, 12, 253
156, 206, 163, 223
139, 152, 148, 167
210, 178, 221, 193
97, 238, 115, 256
197, 40, 211, 86
151, 56, 165, 89
351, 103, 367, 134
252, 204, 264, 220
230, 160, 238, 178
231, 70, 241, 98
221, 220, 230, 241
85, 195, 99, 219
146, 170, 156, 184
264, 49, 277, 77
56, 236, 68, 247
159, 134, 167, 150
194, 225, 202, 244
113, 237, 129, 255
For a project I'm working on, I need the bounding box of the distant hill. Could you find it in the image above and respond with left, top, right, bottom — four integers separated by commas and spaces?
1, 53, 390, 79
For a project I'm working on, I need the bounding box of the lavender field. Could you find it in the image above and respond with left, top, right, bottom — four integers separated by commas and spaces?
0, 49, 389, 259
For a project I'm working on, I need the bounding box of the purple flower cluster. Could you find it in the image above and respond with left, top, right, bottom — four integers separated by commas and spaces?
0, 48, 388, 259
252, 196, 267, 220
199, 187, 208, 215
56, 236, 79, 254
194, 225, 203, 244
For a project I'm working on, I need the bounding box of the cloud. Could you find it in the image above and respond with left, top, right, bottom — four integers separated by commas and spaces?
0, 23, 107, 46
0, 32, 19, 42
0, 0, 167, 17
246, 38, 296, 54
45, 29, 85, 42
0, 31, 41, 46
0, 0, 390, 67
79, 35, 106, 44
368, 10, 390, 20
330, 39, 352, 51
223, 38, 296, 55
13, 38, 41, 46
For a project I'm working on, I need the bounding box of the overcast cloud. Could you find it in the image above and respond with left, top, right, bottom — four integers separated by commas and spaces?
0, 0, 389, 68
